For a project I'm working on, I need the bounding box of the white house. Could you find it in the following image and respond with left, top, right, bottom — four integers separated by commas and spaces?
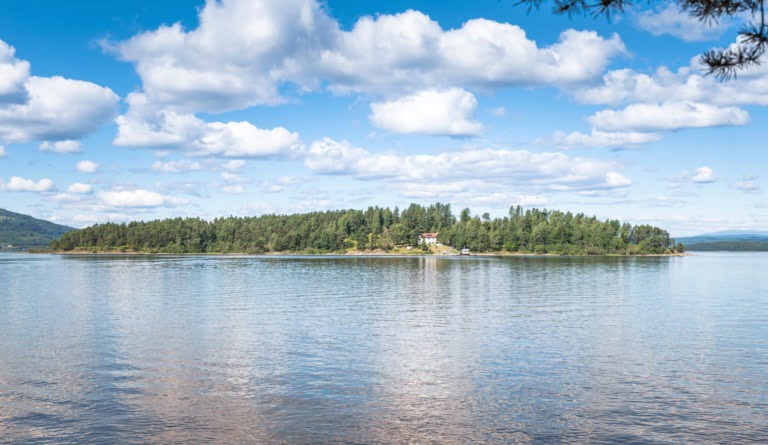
418, 232, 439, 245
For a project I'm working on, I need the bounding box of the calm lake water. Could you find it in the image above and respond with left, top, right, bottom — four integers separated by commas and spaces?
1, 253, 766, 444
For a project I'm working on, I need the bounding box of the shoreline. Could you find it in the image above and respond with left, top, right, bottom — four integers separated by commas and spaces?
37, 250, 691, 257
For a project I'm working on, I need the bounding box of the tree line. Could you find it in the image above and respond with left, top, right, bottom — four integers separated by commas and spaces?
51, 203, 683, 255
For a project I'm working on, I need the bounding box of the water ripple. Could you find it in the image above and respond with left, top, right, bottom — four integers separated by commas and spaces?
0, 253, 766, 443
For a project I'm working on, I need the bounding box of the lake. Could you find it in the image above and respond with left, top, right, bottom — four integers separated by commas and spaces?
1, 253, 766, 443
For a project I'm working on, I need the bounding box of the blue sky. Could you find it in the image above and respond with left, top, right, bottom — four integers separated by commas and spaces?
0, 0, 766, 235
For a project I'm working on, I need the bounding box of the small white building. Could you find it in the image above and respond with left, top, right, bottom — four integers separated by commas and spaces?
418, 232, 439, 245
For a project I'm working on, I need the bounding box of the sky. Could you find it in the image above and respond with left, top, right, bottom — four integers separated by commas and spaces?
0, 0, 766, 236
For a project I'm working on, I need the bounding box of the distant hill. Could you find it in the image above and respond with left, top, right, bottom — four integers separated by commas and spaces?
698, 230, 768, 237
684, 241, 768, 252
0, 208, 74, 248
677, 230, 768, 251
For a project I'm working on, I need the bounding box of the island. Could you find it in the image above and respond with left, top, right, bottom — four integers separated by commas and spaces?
48, 203, 684, 256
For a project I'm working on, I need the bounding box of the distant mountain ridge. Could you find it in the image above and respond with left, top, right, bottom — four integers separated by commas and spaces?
0, 208, 74, 248
698, 230, 768, 237
677, 231, 768, 245
677, 230, 768, 251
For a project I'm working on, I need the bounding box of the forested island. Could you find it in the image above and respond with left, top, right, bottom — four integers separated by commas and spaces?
49, 204, 683, 256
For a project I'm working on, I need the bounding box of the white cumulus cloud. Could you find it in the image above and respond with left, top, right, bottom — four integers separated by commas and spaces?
114, 97, 303, 158
317, 13, 624, 95
221, 172, 250, 184
105, 0, 624, 151
51, 193, 83, 203
95, 0, 636, 169
554, 129, 662, 148
40, 140, 82, 153
735, 180, 760, 192
67, 183, 93, 194
0, 39, 119, 145
560, 50, 768, 146
691, 166, 717, 183
635, 4, 733, 42
0, 39, 30, 103
517, 195, 550, 206
76, 160, 99, 173
588, 102, 749, 132
98, 189, 187, 208
2, 176, 54, 192
197, 122, 303, 158
369, 88, 483, 136
557, 53, 768, 146
111, 1, 625, 112
573, 62, 768, 108
605, 171, 632, 187
305, 137, 631, 204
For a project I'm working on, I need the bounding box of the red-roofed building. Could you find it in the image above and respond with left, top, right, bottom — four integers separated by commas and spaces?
418, 232, 439, 245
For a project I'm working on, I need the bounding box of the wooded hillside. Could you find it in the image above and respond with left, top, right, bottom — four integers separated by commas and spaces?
0, 208, 73, 248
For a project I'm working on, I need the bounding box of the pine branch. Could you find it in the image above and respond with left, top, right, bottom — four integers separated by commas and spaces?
514, 0, 768, 80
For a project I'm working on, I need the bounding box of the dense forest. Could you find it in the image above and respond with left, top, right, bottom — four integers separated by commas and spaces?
51, 204, 682, 255
0, 208, 73, 248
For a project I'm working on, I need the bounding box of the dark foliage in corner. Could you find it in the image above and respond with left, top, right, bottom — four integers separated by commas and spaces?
514, 0, 768, 80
